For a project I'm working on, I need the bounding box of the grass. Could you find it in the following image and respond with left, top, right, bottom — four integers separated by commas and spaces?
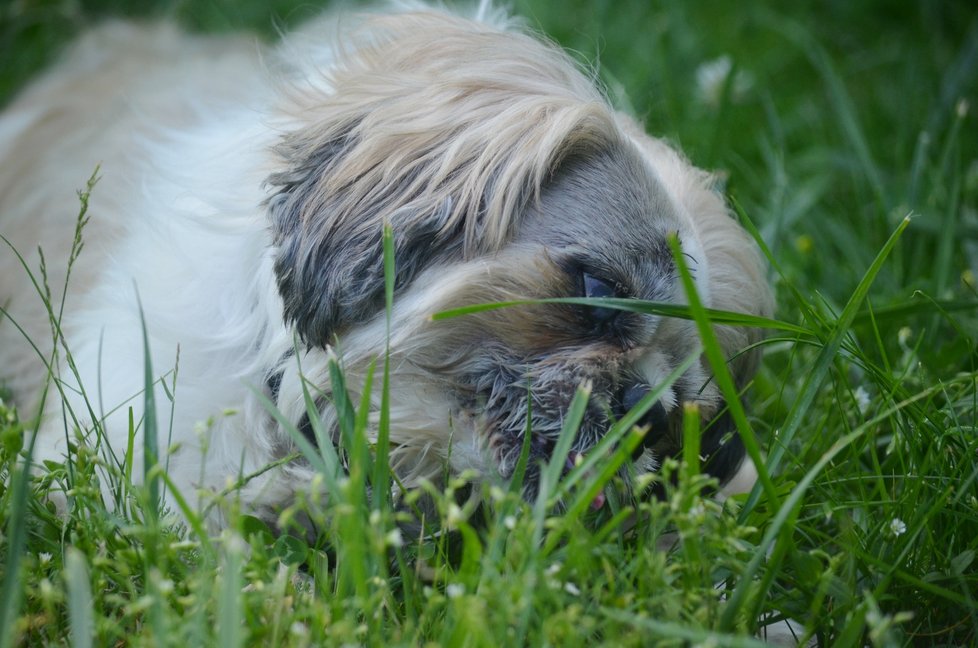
2, 0, 978, 646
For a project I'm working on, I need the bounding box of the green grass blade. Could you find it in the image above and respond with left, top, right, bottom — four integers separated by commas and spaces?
327, 356, 359, 462
217, 535, 244, 648
558, 350, 697, 500
135, 291, 159, 522
507, 387, 535, 497
372, 223, 395, 511
720, 427, 863, 631
247, 383, 327, 476
433, 297, 812, 337
742, 215, 911, 517
667, 234, 780, 510
538, 381, 590, 504
64, 547, 94, 648
0, 425, 39, 648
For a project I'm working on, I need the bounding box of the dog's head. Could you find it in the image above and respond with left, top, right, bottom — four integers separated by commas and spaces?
264, 10, 772, 498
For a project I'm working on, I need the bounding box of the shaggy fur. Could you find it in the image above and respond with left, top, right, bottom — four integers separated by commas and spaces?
0, 2, 772, 526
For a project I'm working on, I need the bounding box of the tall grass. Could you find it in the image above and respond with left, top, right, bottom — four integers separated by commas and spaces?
1, 0, 977, 646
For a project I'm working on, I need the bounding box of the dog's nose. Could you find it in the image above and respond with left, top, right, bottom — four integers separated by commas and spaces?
617, 383, 670, 458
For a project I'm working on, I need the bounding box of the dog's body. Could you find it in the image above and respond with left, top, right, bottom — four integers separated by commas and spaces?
0, 3, 771, 525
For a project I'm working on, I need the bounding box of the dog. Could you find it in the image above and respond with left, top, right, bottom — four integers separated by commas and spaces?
0, 2, 772, 527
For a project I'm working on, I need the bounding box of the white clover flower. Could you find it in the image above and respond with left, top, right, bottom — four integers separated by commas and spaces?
889, 518, 907, 537
854, 386, 871, 415
446, 583, 465, 599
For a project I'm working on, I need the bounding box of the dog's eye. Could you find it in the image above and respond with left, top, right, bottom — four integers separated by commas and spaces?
581, 272, 620, 326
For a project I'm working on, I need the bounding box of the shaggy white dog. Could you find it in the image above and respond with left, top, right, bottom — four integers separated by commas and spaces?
0, 2, 771, 525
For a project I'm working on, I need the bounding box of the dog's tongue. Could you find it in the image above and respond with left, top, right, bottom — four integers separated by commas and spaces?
566, 451, 606, 510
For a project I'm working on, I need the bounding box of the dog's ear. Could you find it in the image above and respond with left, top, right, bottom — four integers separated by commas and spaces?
267, 122, 468, 347
266, 116, 615, 347
265, 14, 621, 347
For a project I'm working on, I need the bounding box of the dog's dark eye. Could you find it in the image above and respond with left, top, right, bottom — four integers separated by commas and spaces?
581, 272, 620, 326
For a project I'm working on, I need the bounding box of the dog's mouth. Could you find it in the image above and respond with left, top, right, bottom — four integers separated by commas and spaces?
446, 350, 680, 508
491, 412, 619, 511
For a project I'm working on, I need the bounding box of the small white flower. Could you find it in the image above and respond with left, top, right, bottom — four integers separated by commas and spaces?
545, 562, 562, 577
898, 326, 912, 347
956, 98, 970, 118
854, 386, 871, 414
385, 528, 403, 548
446, 503, 464, 527
503, 515, 517, 530
889, 518, 907, 537
563, 582, 581, 596
695, 55, 752, 108
446, 583, 465, 599
696, 56, 732, 106
38, 552, 52, 565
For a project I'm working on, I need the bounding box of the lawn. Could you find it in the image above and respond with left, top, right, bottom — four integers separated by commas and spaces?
1, 0, 977, 646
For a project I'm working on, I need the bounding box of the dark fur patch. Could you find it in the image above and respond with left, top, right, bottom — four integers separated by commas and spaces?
267, 129, 496, 347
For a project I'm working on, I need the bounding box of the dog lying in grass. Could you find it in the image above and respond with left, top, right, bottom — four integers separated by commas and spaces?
0, 1, 771, 526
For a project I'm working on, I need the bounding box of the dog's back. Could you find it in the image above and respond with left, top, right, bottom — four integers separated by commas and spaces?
0, 23, 262, 407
